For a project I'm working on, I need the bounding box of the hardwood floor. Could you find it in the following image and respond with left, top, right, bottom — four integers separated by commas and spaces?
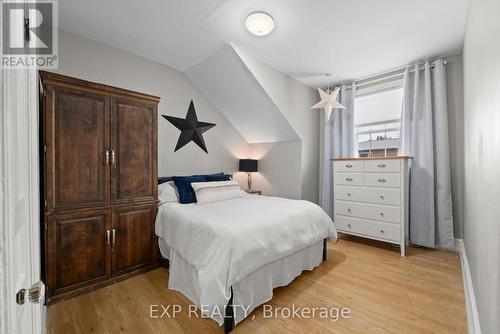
47, 236, 467, 333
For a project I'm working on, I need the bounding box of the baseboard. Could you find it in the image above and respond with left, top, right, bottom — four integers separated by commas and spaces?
456, 239, 481, 334
452, 237, 462, 254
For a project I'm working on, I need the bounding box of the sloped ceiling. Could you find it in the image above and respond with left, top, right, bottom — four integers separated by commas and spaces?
186, 45, 299, 143
59, 0, 468, 88
59, 0, 228, 71
58, 0, 467, 145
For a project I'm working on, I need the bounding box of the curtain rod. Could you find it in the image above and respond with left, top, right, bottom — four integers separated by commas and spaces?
338, 59, 447, 91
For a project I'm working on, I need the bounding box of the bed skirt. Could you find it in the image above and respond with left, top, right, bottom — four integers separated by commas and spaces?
158, 238, 324, 326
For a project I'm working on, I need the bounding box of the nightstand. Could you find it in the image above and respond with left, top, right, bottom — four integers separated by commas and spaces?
245, 190, 262, 195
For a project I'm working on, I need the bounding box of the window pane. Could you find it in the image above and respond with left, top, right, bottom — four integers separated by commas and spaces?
370, 123, 387, 131
354, 88, 403, 157
355, 88, 403, 125
386, 130, 400, 139
357, 133, 370, 143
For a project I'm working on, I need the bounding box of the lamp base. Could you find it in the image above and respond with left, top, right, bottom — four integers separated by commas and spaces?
247, 172, 252, 191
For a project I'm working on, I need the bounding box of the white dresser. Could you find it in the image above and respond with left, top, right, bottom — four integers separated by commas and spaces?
332, 157, 410, 256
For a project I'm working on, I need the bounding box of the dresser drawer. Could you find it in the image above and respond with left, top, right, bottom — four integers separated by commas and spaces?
335, 186, 401, 206
335, 200, 401, 224
334, 160, 364, 172
335, 173, 364, 186
365, 173, 401, 188
335, 215, 401, 242
365, 159, 401, 173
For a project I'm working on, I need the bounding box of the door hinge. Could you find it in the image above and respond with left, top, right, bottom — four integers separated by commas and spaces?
24, 18, 30, 42
43, 90, 47, 97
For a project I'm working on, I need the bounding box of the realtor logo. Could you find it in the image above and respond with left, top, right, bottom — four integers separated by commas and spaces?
2, 0, 58, 69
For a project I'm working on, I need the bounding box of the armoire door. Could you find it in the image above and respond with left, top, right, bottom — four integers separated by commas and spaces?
110, 97, 157, 204
46, 208, 112, 299
111, 204, 157, 276
44, 86, 110, 211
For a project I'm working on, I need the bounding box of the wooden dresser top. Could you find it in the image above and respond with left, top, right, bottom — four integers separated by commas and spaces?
331, 156, 411, 161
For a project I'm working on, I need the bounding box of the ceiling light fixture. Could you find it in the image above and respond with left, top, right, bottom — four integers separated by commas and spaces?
245, 11, 275, 36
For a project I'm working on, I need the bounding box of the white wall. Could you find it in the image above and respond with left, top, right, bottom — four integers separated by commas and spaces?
463, 0, 500, 332
55, 31, 249, 184
248, 141, 302, 199
235, 47, 320, 203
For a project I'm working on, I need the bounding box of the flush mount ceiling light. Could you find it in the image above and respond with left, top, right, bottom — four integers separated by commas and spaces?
245, 11, 275, 36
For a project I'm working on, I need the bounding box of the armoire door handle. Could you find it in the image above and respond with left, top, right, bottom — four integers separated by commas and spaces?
111, 150, 116, 165
106, 230, 110, 245
105, 150, 110, 165
112, 229, 116, 253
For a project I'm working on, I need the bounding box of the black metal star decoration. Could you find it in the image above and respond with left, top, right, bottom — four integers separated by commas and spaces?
162, 100, 216, 153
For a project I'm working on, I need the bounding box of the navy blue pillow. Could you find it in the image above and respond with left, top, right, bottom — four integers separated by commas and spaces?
204, 172, 231, 182
172, 175, 207, 204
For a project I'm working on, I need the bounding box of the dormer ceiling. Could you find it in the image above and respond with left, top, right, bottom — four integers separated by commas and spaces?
186, 45, 300, 143
59, 0, 468, 88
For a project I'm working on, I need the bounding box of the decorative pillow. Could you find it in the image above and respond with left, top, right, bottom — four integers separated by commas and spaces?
158, 181, 179, 204
172, 175, 207, 204
204, 172, 231, 182
191, 181, 243, 205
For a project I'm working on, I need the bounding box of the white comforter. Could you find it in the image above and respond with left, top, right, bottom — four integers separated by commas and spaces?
155, 195, 337, 318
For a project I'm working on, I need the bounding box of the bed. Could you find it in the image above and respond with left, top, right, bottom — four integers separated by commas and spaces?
155, 176, 337, 333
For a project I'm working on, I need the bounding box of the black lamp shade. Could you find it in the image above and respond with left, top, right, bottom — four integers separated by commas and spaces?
239, 159, 258, 172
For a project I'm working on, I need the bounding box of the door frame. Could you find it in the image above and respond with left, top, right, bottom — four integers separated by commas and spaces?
0, 68, 44, 332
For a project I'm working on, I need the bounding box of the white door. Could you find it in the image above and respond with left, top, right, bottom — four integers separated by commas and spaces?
0, 43, 44, 334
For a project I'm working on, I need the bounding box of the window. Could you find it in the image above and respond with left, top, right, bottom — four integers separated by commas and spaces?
355, 88, 403, 157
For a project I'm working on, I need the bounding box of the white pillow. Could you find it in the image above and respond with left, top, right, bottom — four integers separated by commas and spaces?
158, 181, 179, 203
191, 181, 244, 205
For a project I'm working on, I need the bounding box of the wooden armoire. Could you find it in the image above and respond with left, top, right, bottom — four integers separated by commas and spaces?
40, 72, 160, 304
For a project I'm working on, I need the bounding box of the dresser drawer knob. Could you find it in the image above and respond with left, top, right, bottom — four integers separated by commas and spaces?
377, 178, 387, 183
347, 208, 351, 213
347, 193, 351, 197
347, 224, 352, 229
345, 164, 353, 168
345, 177, 353, 182
380, 212, 384, 217
380, 230, 385, 234
377, 164, 387, 168
380, 195, 384, 200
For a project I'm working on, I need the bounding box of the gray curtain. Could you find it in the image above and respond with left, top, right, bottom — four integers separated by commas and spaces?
399, 59, 454, 249
319, 83, 356, 216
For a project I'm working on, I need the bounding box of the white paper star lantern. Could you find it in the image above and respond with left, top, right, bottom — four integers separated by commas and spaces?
310, 87, 346, 122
